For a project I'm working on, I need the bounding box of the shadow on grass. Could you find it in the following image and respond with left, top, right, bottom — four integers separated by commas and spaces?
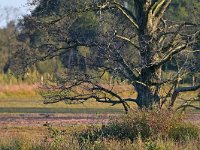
0, 107, 124, 114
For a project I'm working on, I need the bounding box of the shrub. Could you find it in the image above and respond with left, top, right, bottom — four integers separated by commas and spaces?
169, 123, 199, 141
77, 109, 183, 142
0, 140, 21, 150
43, 122, 67, 149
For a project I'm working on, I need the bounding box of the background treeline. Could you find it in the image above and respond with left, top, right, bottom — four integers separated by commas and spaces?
0, 0, 199, 84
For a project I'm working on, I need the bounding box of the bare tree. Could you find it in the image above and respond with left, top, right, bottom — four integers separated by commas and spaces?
15, 0, 200, 112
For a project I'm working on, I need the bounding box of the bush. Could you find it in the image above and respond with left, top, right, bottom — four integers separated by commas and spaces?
77, 109, 183, 142
1, 140, 21, 150
169, 123, 199, 141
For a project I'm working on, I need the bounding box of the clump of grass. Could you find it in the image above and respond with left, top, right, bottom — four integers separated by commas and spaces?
1, 139, 21, 150
0, 135, 41, 150
169, 123, 199, 141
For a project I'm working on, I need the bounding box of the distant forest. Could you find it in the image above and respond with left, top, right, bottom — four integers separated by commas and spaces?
0, 0, 199, 84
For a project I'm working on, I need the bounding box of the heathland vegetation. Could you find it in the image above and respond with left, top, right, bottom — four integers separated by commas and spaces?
0, 0, 200, 149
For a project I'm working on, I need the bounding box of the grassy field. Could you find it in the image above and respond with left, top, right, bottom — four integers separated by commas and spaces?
0, 82, 199, 149
0, 83, 127, 114
0, 83, 199, 114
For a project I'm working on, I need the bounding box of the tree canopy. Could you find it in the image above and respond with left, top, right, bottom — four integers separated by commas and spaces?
8, 0, 200, 112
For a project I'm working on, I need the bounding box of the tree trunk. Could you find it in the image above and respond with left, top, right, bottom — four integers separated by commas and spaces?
134, 80, 161, 108
134, 32, 162, 108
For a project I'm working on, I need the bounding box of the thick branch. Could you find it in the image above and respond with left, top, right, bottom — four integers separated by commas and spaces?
174, 85, 200, 93
151, 0, 166, 17
92, 84, 133, 112
152, 0, 172, 32
151, 0, 172, 18
169, 84, 200, 108
96, 98, 137, 105
111, 1, 139, 29
176, 104, 200, 110
157, 44, 188, 66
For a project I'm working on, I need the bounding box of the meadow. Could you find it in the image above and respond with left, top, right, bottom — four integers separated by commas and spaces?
0, 110, 200, 150
0, 75, 199, 150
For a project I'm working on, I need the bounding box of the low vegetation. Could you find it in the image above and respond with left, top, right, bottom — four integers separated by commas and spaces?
1, 110, 199, 150
77, 110, 199, 142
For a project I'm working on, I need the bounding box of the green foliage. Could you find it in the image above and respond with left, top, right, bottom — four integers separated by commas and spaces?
0, 71, 18, 85
166, 0, 200, 22
36, 58, 63, 74
0, 137, 43, 150
0, 0, 199, 80
77, 110, 181, 142
77, 110, 199, 144
1, 139, 21, 150
169, 123, 199, 142
0, 21, 19, 73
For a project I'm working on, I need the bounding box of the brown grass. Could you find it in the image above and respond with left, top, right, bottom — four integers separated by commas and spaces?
0, 112, 199, 150
0, 83, 40, 99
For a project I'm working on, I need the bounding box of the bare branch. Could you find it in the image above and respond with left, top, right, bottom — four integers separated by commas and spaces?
92, 84, 131, 112
169, 84, 200, 108
176, 104, 200, 110
111, 1, 139, 29
174, 84, 200, 93
115, 33, 140, 50
151, 0, 172, 32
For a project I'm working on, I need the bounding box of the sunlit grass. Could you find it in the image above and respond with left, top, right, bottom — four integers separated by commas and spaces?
0, 83, 128, 113
0, 82, 199, 114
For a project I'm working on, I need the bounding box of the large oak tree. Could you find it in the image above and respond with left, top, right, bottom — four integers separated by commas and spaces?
15, 0, 200, 112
